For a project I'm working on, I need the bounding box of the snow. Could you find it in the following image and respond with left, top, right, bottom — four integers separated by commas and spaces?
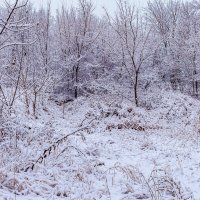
0, 92, 200, 199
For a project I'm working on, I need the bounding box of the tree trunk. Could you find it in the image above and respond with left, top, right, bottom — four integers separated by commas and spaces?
33, 91, 37, 118
192, 69, 198, 97
192, 52, 198, 97
74, 65, 79, 99
134, 71, 139, 107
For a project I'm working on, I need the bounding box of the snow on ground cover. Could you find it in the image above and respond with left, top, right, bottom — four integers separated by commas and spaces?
0, 92, 200, 199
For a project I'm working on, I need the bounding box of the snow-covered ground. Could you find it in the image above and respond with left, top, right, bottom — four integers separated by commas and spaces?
1, 92, 200, 199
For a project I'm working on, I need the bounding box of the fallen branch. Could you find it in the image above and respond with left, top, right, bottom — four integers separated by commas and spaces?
23, 127, 88, 172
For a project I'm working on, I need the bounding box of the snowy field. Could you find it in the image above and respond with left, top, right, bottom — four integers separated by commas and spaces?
0, 92, 200, 200
1, 0, 200, 199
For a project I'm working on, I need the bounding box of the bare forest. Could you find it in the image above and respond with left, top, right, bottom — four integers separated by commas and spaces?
1, 0, 200, 199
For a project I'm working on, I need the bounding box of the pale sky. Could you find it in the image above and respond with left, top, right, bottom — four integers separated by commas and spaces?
30, 0, 149, 16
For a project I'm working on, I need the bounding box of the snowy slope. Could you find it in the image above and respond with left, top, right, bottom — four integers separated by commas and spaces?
0, 92, 200, 199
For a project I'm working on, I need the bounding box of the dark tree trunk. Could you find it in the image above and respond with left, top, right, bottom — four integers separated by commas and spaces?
192, 52, 198, 97
74, 65, 79, 99
134, 70, 139, 107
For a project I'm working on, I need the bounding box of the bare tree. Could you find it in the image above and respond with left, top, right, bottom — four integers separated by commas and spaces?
106, 0, 153, 106
56, 0, 100, 99
0, 0, 32, 115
